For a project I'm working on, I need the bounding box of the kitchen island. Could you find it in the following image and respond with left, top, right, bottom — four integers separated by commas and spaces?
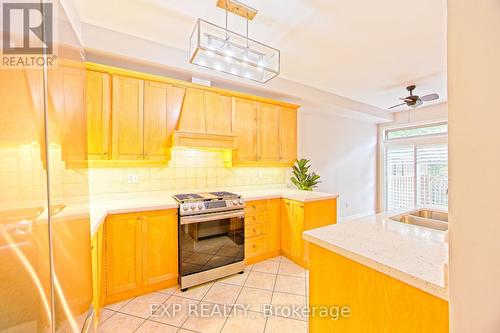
303, 210, 449, 333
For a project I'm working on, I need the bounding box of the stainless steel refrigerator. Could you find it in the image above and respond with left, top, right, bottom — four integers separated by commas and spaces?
0, 1, 93, 332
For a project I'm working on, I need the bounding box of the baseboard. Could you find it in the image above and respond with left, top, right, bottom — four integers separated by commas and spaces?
103, 278, 178, 305
339, 210, 376, 223
244, 250, 281, 265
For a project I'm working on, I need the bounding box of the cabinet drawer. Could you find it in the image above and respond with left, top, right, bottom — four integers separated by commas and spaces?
245, 235, 266, 258
245, 200, 267, 214
245, 213, 267, 225
245, 222, 266, 238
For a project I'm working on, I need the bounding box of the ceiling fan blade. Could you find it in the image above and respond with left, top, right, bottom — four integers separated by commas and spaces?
411, 99, 424, 108
399, 97, 413, 102
388, 103, 406, 110
420, 93, 439, 102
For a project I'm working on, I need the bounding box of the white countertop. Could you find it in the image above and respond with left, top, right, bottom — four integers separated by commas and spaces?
89, 186, 338, 235
303, 209, 449, 301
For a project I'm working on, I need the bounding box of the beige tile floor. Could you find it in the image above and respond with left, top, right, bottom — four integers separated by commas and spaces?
97, 256, 309, 333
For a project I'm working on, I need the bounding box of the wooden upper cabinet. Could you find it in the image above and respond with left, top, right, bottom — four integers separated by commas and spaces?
279, 107, 298, 164
56, 66, 88, 167
144, 81, 169, 160
205, 92, 233, 135
112, 75, 144, 160
258, 103, 280, 162
141, 210, 178, 286
86, 70, 110, 159
178, 88, 206, 133
234, 98, 258, 162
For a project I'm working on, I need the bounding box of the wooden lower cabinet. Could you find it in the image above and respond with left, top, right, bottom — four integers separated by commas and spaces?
308, 244, 449, 332
103, 209, 178, 304
244, 197, 336, 266
141, 210, 178, 285
244, 199, 281, 263
281, 198, 337, 268
97, 198, 335, 306
91, 224, 105, 318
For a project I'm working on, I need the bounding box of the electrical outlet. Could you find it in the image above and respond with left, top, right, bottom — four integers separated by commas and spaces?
127, 174, 139, 184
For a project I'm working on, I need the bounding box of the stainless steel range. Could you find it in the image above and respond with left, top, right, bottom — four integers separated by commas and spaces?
173, 191, 245, 291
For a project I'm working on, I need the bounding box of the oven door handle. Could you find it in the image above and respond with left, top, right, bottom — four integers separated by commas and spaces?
180, 211, 245, 225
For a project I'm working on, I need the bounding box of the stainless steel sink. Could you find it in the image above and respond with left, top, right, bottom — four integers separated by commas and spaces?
409, 209, 448, 222
390, 209, 448, 231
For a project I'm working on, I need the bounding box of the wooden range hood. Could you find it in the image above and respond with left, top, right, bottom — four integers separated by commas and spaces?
170, 87, 237, 150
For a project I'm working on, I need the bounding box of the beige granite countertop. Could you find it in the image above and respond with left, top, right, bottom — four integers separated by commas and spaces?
303, 209, 449, 301
89, 186, 338, 235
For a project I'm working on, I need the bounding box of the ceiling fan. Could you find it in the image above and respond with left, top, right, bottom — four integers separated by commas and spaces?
388, 85, 439, 110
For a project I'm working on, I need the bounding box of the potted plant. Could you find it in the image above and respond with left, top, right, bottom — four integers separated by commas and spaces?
291, 158, 321, 191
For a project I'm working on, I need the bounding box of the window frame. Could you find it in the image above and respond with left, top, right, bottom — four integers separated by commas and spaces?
384, 121, 448, 142
381, 121, 448, 211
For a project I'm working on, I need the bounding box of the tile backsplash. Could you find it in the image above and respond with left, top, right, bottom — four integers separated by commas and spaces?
89, 148, 288, 195
0, 145, 288, 202
0, 143, 89, 205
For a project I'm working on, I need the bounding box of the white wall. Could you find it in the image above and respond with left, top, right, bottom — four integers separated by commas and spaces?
59, 0, 83, 43
448, 1, 500, 331
385, 102, 447, 125
298, 109, 378, 219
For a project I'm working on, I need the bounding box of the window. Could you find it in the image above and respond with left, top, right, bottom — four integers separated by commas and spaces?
416, 145, 448, 207
384, 123, 448, 211
385, 122, 447, 140
386, 146, 415, 210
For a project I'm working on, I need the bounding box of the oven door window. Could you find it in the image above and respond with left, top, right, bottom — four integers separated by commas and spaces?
179, 214, 244, 276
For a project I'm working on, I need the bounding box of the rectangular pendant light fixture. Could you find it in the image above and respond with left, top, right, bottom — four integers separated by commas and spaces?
189, 2, 280, 83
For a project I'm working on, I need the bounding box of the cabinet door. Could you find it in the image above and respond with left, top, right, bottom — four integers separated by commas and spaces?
91, 224, 105, 314
144, 81, 169, 160
280, 107, 298, 164
205, 92, 233, 135
280, 199, 294, 256
142, 210, 178, 286
59, 67, 88, 167
178, 88, 206, 133
105, 213, 142, 295
258, 103, 280, 161
234, 98, 258, 162
291, 203, 305, 262
267, 199, 281, 253
112, 75, 144, 160
86, 70, 110, 159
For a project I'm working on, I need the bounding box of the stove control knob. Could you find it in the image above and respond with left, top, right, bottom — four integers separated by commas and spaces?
239, 199, 244, 205
190, 203, 196, 210
233, 200, 238, 206
181, 204, 189, 211
197, 203, 203, 210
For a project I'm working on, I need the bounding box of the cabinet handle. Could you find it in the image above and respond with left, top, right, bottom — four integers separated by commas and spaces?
252, 228, 256, 233
252, 244, 256, 249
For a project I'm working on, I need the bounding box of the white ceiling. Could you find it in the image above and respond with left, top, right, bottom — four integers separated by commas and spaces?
73, 0, 447, 110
